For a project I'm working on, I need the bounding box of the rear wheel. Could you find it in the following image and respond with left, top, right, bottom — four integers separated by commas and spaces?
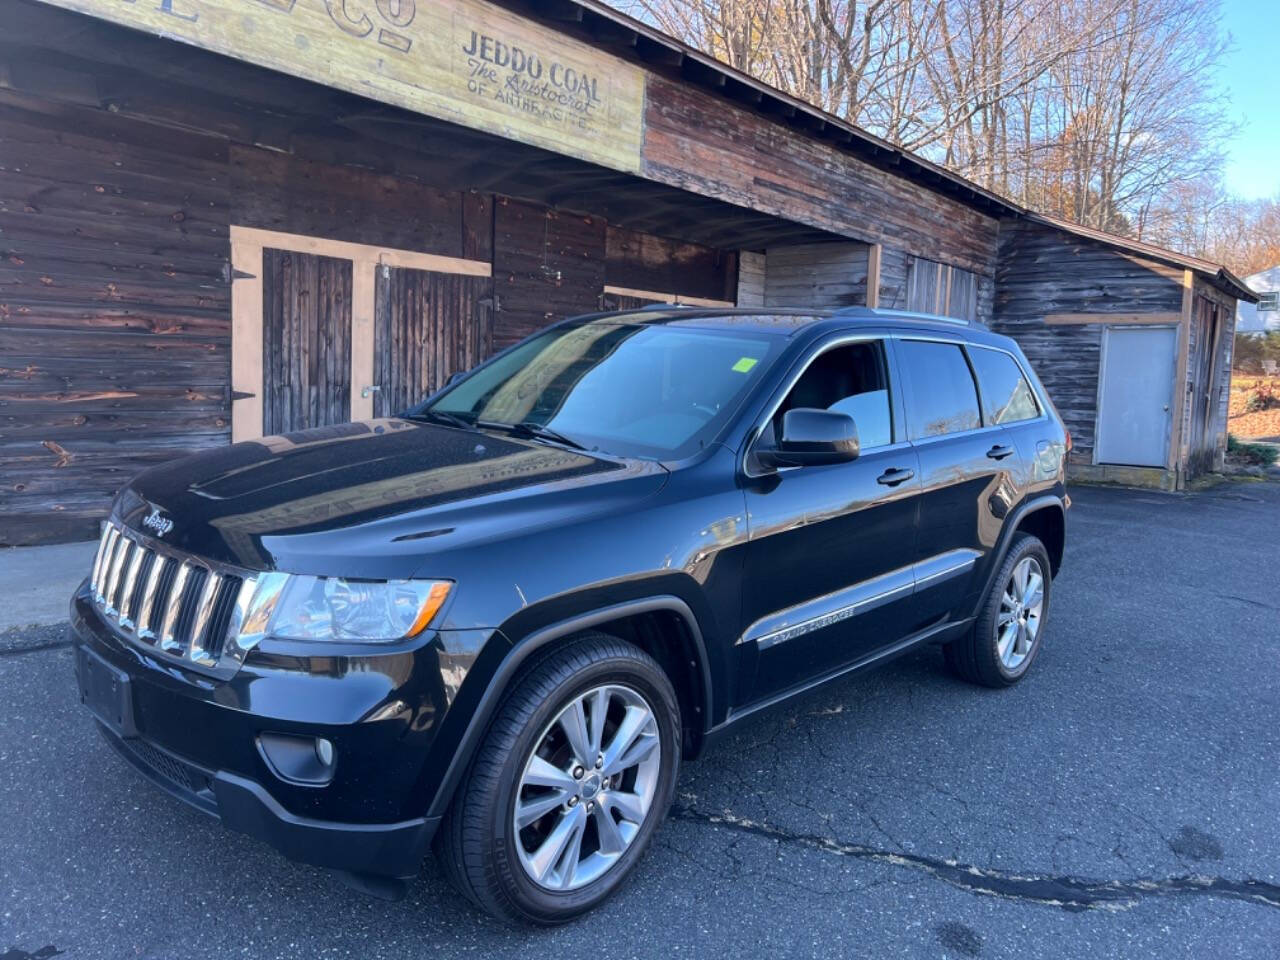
945, 533, 1052, 687
435, 632, 681, 924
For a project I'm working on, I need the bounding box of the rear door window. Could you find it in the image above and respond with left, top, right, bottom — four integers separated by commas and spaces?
967, 347, 1041, 424
896, 340, 981, 440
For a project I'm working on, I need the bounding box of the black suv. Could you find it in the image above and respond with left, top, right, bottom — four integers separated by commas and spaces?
70, 307, 1068, 923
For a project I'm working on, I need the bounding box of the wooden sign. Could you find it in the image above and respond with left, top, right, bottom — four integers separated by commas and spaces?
35, 0, 646, 174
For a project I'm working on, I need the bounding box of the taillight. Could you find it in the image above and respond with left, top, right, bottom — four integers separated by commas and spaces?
1064, 428, 1072, 453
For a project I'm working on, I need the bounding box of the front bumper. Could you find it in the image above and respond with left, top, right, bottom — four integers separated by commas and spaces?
97, 720, 436, 877
67, 585, 489, 879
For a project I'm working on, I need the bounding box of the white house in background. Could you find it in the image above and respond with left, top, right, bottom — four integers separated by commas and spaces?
1237, 265, 1280, 334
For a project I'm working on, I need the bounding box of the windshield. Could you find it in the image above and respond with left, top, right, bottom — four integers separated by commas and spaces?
417, 320, 783, 459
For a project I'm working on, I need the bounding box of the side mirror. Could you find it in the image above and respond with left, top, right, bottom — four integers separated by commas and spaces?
758, 408, 859, 469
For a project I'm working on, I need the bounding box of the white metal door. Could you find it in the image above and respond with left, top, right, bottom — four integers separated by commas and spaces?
1095, 326, 1177, 467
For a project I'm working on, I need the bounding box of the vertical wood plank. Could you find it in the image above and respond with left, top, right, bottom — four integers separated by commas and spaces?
231, 234, 264, 442
865, 245, 881, 308
261, 248, 352, 434
350, 257, 376, 421
375, 266, 493, 411
1168, 269, 1194, 476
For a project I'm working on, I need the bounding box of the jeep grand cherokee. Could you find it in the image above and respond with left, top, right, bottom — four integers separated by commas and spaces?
70, 307, 1068, 923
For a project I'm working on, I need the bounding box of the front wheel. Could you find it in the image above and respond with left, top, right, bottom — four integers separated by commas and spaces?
435, 633, 681, 924
945, 533, 1052, 687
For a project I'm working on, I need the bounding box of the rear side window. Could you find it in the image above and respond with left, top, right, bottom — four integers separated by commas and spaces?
897, 340, 981, 440
968, 347, 1041, 424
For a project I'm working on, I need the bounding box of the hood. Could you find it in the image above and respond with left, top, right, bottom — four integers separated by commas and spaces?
114, 418, 668, 575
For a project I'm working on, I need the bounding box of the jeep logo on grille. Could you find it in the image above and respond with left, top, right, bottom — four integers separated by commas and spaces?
142, 507, 173, 538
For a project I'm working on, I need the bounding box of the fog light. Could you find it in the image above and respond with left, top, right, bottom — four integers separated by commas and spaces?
315, 737, 335, 767
257, 732, 337, 786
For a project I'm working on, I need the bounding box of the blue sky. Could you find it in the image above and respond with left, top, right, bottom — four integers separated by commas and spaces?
1220, 0, 1280, 199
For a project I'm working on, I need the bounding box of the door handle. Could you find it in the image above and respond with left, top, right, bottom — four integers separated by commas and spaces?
877, 467, 915, 487
986, 444, 1014, 460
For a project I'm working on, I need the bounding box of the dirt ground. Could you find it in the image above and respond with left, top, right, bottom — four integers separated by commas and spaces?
1228, 374, 1280, 440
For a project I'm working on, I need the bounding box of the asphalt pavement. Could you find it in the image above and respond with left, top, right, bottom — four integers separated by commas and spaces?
2, 482, 1278, 959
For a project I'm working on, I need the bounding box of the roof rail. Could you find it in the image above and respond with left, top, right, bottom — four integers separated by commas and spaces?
831, 306, 970, 326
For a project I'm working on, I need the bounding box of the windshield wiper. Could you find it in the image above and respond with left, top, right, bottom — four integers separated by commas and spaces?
407, 409, 474, 430
516, 421, 587, 450
478, 419, 587, 451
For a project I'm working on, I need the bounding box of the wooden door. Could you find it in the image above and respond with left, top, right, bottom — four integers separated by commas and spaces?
372, 265, 493, 417
1188, 297, 1219, 461
261, 249, 353, 435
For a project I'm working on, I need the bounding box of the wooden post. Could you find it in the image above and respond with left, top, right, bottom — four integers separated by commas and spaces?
230, 229, 264, 443
1167, 269, 1195, 480
866, 244, 881, 308
350, 257, 377, 421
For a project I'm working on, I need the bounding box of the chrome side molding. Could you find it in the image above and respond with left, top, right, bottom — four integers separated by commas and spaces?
741, 548, 981, 650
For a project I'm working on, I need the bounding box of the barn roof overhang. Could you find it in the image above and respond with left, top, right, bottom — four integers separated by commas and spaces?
516, 0, 1020, 220
507, 0, 1255, 303
12, 0, 1256, 302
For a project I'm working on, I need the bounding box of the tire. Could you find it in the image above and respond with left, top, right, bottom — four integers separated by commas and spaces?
945, 533, 1052, 688
434, 632, 681, 924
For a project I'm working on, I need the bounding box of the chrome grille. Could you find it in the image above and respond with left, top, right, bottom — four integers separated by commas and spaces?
89, 521, 248, 670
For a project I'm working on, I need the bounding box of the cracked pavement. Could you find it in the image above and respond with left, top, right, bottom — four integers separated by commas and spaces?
3, 483, 1279, 958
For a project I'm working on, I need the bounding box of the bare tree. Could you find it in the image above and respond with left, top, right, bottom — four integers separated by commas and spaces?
1144, 184, 1280, 276
615, 0, 1235, 247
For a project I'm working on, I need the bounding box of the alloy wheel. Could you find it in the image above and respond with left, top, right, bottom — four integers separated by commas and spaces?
513, 683, 662, 891
997, 555, 1044, 670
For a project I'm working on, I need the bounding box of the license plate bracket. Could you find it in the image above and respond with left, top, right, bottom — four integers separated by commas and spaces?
76, 646, 138, 739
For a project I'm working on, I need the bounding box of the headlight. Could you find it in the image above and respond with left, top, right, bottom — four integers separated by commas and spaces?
236, 574, 452, 643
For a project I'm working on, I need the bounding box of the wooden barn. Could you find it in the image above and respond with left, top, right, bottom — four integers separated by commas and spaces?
0, 0, 1256, 544
994, 216, 1253, 489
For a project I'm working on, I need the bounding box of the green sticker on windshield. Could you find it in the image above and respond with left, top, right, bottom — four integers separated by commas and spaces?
732, 356, 759, 373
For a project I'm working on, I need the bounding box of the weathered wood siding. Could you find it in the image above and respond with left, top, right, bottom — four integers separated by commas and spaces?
0, 93, 231, 545
261, 249, 352, 435
604, 226, 736, 302
373, 267, 493, 416
1180, 282, 1238, 477
764, 242, 869, 308
230, 148, 467, 257
976, 274, 995, 326
1211, 289, 1237, 471
876, 247, 912, 310
992, 220, 1184, 464
600, 292, 663, 310
643, 76, 999, 277
0, 88, 501, 543
493, 199, 606, 348
737, 251, 766, 307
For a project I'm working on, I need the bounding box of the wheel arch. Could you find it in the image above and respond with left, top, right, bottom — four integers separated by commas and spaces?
1013, 499, 1065, 575
971, 494, 1065, 620
424, 596, 714, 823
